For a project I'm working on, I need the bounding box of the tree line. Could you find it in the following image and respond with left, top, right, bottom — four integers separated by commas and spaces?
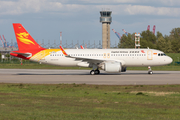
118, 28, 180, 53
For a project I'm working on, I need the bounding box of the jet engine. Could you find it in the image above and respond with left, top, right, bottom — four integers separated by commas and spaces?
101, 62, 122, 73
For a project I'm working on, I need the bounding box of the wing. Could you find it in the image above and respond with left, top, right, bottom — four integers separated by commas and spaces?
68, 56, 108, 63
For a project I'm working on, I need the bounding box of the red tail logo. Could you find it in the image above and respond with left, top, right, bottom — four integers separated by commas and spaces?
13, 23, 43, 51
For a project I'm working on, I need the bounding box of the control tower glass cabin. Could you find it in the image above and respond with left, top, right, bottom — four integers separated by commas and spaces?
100, 11, 112, 49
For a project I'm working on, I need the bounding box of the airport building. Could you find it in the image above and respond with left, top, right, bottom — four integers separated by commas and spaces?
0, 47, 18, 54
100, 10, 112, 49
0, 47, 18, 60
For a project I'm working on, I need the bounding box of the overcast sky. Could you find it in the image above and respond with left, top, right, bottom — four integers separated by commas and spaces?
0, 0, 180, 46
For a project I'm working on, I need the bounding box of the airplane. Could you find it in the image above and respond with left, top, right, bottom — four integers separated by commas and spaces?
10, 23, 173, 75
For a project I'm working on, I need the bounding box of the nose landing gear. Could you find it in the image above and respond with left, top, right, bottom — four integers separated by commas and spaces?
148, 66, 153, 74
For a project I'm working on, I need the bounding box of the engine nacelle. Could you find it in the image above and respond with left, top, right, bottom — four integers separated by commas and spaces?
101, 62, 122, 73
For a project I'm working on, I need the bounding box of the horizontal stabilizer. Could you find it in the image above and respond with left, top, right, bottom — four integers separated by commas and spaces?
10, 51, 32, 58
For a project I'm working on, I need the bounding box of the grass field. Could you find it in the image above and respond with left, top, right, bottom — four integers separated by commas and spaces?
166, 53, 180, 63
0, 84, 180, 120
0, 63, 90, 70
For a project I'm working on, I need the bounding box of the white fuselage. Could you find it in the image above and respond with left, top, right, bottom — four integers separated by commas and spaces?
30, 48, 173, 68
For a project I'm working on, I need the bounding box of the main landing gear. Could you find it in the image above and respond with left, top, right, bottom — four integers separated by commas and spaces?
90, 69, 100, 75
90, 64, 100, 75
148, 66, 153, 75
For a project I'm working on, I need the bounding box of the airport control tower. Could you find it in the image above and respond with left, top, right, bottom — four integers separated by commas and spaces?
100, 10, 112, 49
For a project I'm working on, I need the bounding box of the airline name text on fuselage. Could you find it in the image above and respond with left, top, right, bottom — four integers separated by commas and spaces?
111, 51, 140, 53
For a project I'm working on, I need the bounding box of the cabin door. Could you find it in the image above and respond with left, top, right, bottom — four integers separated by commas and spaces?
147, 50, 153, 60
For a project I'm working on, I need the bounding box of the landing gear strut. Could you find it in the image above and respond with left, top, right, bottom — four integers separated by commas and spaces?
148, 66, 153, 75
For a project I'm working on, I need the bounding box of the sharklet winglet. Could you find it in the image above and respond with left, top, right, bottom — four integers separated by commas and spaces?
59, 46, 69, 56
80, 45, 84, 49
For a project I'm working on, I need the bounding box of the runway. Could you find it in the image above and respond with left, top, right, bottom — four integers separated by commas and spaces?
0, 69, 180, 85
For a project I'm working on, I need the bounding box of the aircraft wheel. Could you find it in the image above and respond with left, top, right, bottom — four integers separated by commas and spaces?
95, 70, 100, 74
148, 71, 153, 75
90, 70, 95, 75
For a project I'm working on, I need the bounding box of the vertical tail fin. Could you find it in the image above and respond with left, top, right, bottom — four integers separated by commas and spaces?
13, 23, 44, 51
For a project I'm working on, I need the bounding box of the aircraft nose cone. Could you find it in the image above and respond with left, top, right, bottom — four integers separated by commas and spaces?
168, 57, 173, 64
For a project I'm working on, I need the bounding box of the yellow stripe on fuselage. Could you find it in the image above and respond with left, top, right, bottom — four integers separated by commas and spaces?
30, 49, 60, 61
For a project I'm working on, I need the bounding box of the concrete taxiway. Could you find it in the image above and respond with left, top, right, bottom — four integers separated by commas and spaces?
0, 69, 180, 85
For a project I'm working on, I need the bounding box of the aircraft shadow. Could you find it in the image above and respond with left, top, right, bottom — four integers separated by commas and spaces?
17, 72, 169, 75
17, 73, 89, 75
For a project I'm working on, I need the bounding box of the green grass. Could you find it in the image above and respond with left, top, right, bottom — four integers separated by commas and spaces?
166, 53, 180, 62
127, 66, 180, 71
0, 84, 180, 120
0, 63, 90, 70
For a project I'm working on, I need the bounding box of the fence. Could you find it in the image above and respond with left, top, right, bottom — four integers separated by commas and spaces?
0, 39, 119, 49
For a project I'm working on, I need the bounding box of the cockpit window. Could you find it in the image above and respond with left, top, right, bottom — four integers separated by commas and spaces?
158, 53, 166, 56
